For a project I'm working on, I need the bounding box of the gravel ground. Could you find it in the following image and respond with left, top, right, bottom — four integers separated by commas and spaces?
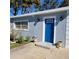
10, 43, 69, 59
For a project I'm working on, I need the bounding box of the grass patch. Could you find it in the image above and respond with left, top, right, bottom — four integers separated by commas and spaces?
10, 40, 31, 49
10, 43, 20, 49
10, 36, 32, 49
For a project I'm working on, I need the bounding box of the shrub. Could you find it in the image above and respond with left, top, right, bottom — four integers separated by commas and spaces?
17, 36, 25, 44
10, 36, 31, 49
10, 43, 19, 48
10, 28, 19, 42
25, 36, 30, 42
16, 36, 30, 44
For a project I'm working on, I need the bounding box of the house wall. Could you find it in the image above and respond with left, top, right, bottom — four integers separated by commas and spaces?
10, 11, 68, 47
54, 12, 68, 47
10, 16, 44, 41
55, 15, 66, 47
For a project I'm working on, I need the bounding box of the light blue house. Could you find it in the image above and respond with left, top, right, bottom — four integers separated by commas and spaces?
10, 7, 69, 47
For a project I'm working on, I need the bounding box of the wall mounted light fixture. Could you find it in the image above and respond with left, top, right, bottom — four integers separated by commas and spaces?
34, 17, 40, 26
60, 16, 63, 21
36, 17, 40, 22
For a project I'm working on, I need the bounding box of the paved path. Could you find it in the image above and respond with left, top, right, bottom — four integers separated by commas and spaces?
10, 43, 69, 59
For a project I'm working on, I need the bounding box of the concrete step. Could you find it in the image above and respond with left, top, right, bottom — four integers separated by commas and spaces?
34, 42, 55, 49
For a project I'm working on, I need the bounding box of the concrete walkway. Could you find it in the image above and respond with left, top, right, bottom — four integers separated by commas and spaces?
10, 43, 69, 59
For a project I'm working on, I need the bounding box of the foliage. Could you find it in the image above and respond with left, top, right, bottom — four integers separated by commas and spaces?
25, 36, 30, 42
59, 0, 69, 7
16, 36, 30, 44
10, 36, 31, 49
16, 36, 25, 43
10, 28, 19, 42
10, 0, 69, 16
10, 43, 20, 48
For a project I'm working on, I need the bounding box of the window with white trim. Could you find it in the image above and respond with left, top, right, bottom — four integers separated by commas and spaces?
15, 21, 28, 30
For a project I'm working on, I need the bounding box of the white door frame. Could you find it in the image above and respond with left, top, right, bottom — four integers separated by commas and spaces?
42, 16, 56, 43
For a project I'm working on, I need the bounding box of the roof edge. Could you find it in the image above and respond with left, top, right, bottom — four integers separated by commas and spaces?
10, 6, 69, 18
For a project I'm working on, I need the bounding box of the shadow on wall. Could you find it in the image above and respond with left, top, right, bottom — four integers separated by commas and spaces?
33, 14, 67, 26
10, 13, 67, 27
56, 15, 67, 26
34, 17, 41, 26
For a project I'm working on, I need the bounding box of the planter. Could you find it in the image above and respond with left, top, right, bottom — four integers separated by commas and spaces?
55, 41, 63, 48
31, 36, 37, 42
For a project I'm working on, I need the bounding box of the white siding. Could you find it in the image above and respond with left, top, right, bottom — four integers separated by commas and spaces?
55, 16, 66, 47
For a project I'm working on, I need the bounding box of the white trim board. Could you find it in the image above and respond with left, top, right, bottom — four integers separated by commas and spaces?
42, 16, 56, 43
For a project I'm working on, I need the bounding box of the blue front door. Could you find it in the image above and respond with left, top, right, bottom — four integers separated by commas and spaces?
45, 18, 54, 43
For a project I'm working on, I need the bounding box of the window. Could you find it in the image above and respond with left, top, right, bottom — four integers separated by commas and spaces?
45, 18, 55, 23
15, 21, 28, 30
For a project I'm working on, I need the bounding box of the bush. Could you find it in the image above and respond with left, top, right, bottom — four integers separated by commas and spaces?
25, 36, 30, 42
16, 36, 30, 44
16, 36, 25, 44
10, 43, 19, 48
10, 36, 31, 49
10, 29, 19, 42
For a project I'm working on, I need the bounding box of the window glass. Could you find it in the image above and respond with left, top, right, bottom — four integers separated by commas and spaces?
15, 21, 28, 29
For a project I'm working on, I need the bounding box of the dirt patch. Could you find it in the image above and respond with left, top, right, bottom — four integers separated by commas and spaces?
11, 43, 69, 59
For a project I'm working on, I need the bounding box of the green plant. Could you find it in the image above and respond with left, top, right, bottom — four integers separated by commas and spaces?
10, 28, 19, 42
17, 36, 25, 44
10, 36, 31, 49
10, 43, 20, 48
25, 36, 30, 42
